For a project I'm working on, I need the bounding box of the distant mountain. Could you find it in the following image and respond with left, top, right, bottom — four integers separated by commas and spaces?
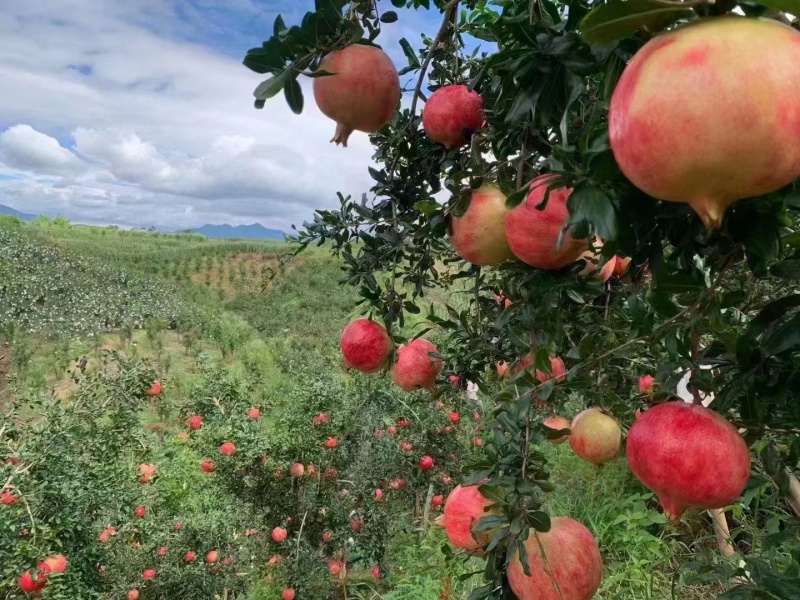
187, 223, 287, 240
0, 203, 36, 221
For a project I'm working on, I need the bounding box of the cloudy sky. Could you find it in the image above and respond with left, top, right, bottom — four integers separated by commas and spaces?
0, 0, 442, 231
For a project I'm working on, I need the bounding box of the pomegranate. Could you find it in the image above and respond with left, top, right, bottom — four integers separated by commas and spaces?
324, 437, 338, 449
423, 84, 484, 149
340, 318, 392, 373
220, 442, 236, 456
535, 356, 567, 383
138, 463, 157, 484
282, 588, 296, 600
396, 417, 411, 428
387, 426, 397, 436
42, 554, 68, 574
174, 521, 183, 531
496, 361, 510, 378
505, 176, 587, 270
627, 401, 751, 522
375, 488, 383, 501
543, 415, 571, 444
449, 184, 513, 265
313, 44, 400, 146
449, 374, 462, 388
472, 437, 483, 447
142, 569, 156, 581
373, 428, 383, 439
128, 590, 140, 600
420, 456, 435, 471
185, 551, 196, 562
638, 374, 655, 394
134, 506, 146, 518
392, 338, 443, 390
350, 517, 363, 533
187, 415, 203, 430
246, 407, 261, 419
290, 463, 305, 478
609, 18, 800, 229
370, 565, 381, 579
19, 571, 47, 593
146, 380, 162, 396
157, 547, 167, 557
201, 460, 215, 473
312, 412, 330, 425
325, 467, 338, 479
322, 530, 333, 542
448, 411, 460, 425
272, 527, 288, 542
206, 550, 219, 564
568, 409, 621, 466
400, 441, 413, 452
431, 494, 444, 508
507, 517, 603, 600
329, 561, 342, 576
1, 491, 19, 505
439, 484, 495, 551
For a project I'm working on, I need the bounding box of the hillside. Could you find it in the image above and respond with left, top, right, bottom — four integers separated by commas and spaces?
187, 223, 286, 240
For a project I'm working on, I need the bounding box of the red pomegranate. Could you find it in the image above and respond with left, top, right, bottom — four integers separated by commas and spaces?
535, 356, 567, 383
19, 571, 47, 593
568, 409, 621, 466
609, 18, 800, 229
438, 484, 495, 551
638, 374, 655, 394
543, 415, 571, 444
185, 551, 196, 563
375, 488, 383, 501
627, 401, 751, 522
281, 588, 296, 600
134, 506, 146, 518
370, 565, 381, 579
206, 550, 219, 564
220, 442, 236, 456
431, 494, 444, 508
448, 411, 460, 425
246, 407, 261, 419
290, 463, 305, 478
187, 415, 203, 430
420, 456, 435, 471
324, 437, 338, 449
142, 569, 156, 581
449, 184, 513, 265
157, 547, 167, 556
201, 460, 215, 473
340, 318, 392, 373
272, 527, 288, 542
505, 176, 587, 270
312, 412, 330, 425
507, 517, 603, 600
313, 45, 400, 146
392, 338, 443, 390
423, 85, 484, 149
128, 589, 140, 600
146, 380, 162, 396
42, 554, 68, 574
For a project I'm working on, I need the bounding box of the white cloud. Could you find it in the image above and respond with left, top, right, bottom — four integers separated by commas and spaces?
0, 0, 428, 231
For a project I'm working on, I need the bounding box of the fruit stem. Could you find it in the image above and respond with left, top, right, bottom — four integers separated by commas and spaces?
689, 197, 724, 229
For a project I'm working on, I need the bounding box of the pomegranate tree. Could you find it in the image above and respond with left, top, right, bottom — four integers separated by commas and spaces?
313, 45, 400, 146
627, 402, 751, 522
448, 184, 514, 266
568, 409, 622, 466
609, 18, 800, 229
504, 176, 588, 270
340, 318, 392, 373
507, 517, 603, 600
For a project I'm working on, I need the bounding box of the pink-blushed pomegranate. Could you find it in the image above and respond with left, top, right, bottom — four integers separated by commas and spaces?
268, 555, 282, 566
400, 441, 413, 452
392, 338, 443, 390
396, 417, 411, 428
387, 426, 397, 436
201, 460, 216, 473
322, 530, 333, 542
206, 550, 219, 564
420, 456, 435, 471
423, 85, 484, 149
185, 551, 197, 563
324, 437, 338, 449
187, 415, 203, 430
439, 484, 496, 551
350, 517, 363, 534
312, 412, 329, 425
19, 571, 47, 593
134, 506, 146, 518
290, 463, 305, 478
340, 318, 392, 373
282, 588, 296, 600
220, 442, 236, 456
313, 44, 400, 146
505, 176, 588, 270
496, 361, 510, 378
569, 409, 621, 466
507, 517, 603, 600
370, 565, 381, 579
543, 415, 571, 444
449, 374, 462, 388
373, 428, 383, 439
142, 569, 156, 581
535, 356, 567, 383
174, 521, 183, 531
627, 401, 751, 522
138, 463, 157, 484
42, 554, 68, 574
375, 488, 383, 501
157, 547, 167, 557
272, 527, 288, 543
449, 185, 514, 266
246, 407, 261, 419
146, 380, 162, 396
448, 411, 460, 425
472, 437, 483, 447
128, 589, 140, 600
609, 18, 800, 229
638, 374, 655, 394
329, 561, 342, 577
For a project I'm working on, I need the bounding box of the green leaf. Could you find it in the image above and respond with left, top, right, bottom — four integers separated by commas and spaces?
579, 0, 696, 46
399, 38, 420, 68
380, 11, 399, 23
746, 294, 800, 338
761, 313, 800, 357
253, 70, 290, 100
753, 0, 800, 13
528, 510, 551, 532
567, 183, 617, 241
283, 77, 304, 114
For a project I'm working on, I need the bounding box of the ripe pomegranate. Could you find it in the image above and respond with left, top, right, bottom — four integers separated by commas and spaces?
42, 554, 68, 574
138, 463, 157, 484
313, 44, 400, 146
282, 588, 296, 600
325, 467, 339, 479
322, 530, 333, 542
392, 338, 443, 391
448, 411, 460, 425
387, 426, 397, 436
19, 571, 47, 593
269, 555, 282, 566
507, 517, 603, 600
543, 415, 571, 444
627, 401, 751, 522
187, 415, 203, 430
272, 527, 288, 542
220, 442, 236, 456
423, 84, 484, 149
340, 318, 392, 373
185, 551, 196, 563
472, 437, 483, 447
420, 456, 435, 471
201, 460, 215, 473
312, 412, 330, 425
146, 380, 162, 396
290, 463, 305, 478
449, 374, 462, 388
246, 407, 261, 419
449, 184, 514, 265
505, 176, 588, 270
134, 506, 146, 518
1, 491, 19, 505
329, 561, 342, 577
128, 589, 140, 600
496, 361, 510, 378
439, 484, 495, 551
396, 417, 411, 428
638, 374, 655, 394
324, 437, 338, 449
373, 428, 383, 439
535, 356, 567, 383
609, 18, 800, 229
569, 409, 622, 466
370, 565, 381, 579
142, 569, 156, 581
375, 488, 383, 501
307, 463, 317, 478
206, 550, 219, 564
431, 494, 444, 508
400, 441, 413, 452
350, 517, 363, 533
157, 547, 167, 557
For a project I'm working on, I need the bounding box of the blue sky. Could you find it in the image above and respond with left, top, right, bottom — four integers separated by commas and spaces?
0, 0, 445, 230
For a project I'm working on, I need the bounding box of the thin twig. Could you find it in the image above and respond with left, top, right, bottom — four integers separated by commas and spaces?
294, 510, 309, 562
